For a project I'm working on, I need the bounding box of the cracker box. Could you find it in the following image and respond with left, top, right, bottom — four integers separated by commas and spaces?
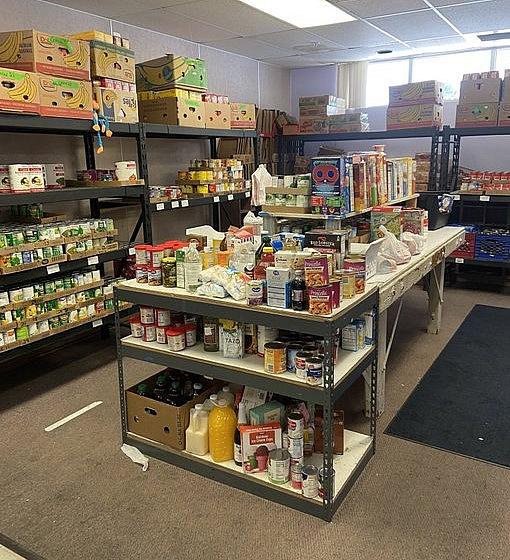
230, 102, 256, 129
386, 103, 443, 129
0, 67, 40, 114
139, 97, 205, 127
388, 80, 443, 107
459, 77, 501, 103
240, 422, 282, 474
370, 206, 403, 240
136, 55, 207, 92
93, 84, 138, 123
38, 75, 93, 119
455, 102, 499, 127
0, 30, 90, 80
204, 101, 231, 129
90, 40, 135, 83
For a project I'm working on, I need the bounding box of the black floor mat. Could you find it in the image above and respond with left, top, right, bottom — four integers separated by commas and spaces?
385, 304, 510, 469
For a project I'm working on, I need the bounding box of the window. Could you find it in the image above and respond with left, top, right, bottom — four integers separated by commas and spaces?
366, 59, 409, 107
412, 50, 492, 100
496, 48, 510, 77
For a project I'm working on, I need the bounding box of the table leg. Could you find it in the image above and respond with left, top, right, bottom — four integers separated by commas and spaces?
427, 259, 445, 334
364, 308, 387, 416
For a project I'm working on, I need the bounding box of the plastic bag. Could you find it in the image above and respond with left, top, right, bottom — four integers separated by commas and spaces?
251, 164, 272, 206
401, 231, 425, 255
121, 444, 148, 472
196, 281, 227, 298
379, 225, 411, 265
199, 265, 247, 300
376, 254, 398, 275
243, 210, 263, 236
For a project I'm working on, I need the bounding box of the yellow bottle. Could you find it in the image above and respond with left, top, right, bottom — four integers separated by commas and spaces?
208, 398, 237, 462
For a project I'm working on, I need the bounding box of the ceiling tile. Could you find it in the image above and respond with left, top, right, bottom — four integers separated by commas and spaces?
306, 20, 397, 48
428, 0, 492, 5
371, 9, 459, 40
45, 0, 190, 18
408, 35, 469, 49
251, 29, 342, 51
170, 0, 294, 37
299, 44, 412, 64
439, 0, 510, 33
260, 56, 321, 68
118, 7, 237, 43
203, 37, 293, 59
333, 0, 428, 18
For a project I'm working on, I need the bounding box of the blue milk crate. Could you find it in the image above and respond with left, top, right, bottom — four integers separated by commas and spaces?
475, 231, 510, 262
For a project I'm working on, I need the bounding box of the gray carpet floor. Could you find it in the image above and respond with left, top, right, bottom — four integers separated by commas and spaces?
1, 286, 509, 560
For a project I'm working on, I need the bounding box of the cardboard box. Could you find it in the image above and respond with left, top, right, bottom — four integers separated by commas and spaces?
498, 103, 510, 126
230, 102, 256, 129
299, 117, 329, 134
138, 88, 202, 102
311, 156, 348, 194
388, 80, 443, 106
126, 375, 216, 450
136, 54, 207, 92
139, 97, 205, 127
93, 85, 138, 123
71, 30, 113, 44
402, 209, 427, 235
501, 77, 510, 104
386, 103, 443, 129
275, 112, 298, 127
455, 102, 499, 127
282, 124, 300, 135
299, 95, 344, 108
0, 30, 90, 80
459, 78, 501, 103
328, 112, 369, 133
204, 101, 231, 129
0, 67, 40, 114
90, 40, 135, 83
299, 105, 344, 117
239, 422, 282, 474
38, 75, 93, 119
371, 206, 402, 240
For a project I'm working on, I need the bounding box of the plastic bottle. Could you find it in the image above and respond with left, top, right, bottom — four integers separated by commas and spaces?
184, 241, 202, 292
234, 402, 248, 467
255, 231, 272, 261
219, 386, 235, 407
185, 403, 209, 456
208, 398, 237, 462
229, 240, 244, 272
202, 393, 218, 412
240, 241, 256, 269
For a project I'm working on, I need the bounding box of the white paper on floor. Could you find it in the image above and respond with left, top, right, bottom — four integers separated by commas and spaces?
121, 444, 149, 471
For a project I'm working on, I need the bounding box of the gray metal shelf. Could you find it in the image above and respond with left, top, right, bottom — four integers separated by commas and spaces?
0, 186, 143, 205
150, 190, 251, 212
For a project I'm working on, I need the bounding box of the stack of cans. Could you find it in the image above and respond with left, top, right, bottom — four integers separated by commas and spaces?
287, 411, 305, 492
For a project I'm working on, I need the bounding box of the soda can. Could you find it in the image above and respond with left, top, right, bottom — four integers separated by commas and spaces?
301, 465, 319, 499
287, 411, 304, 438
287, 436, 304, 459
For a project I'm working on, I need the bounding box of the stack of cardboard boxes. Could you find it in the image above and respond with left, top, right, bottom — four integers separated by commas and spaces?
298, 95, 345, 134
414, 152, 431, 192
386, 80, 444, 129
0, 29, 93, 119
455, 71, 510, 127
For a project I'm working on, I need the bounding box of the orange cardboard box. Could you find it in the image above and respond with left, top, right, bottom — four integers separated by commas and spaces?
90, 40, 135, 83
386, 103, 443, 129
0, 67, 40, 114
38, 75, 93, 119
455, 102, 499, 127
230, 102, 256, 129
0, 30, 90, 80
204, 101, 231, 129
139, 97, 205, 127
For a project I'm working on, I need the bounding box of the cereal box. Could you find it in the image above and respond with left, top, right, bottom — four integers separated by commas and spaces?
370, 206, 402, 240
403, 209, 427, 235
240, 422, 282, 474
304, 255, 329, 287
308, 285, 333, 316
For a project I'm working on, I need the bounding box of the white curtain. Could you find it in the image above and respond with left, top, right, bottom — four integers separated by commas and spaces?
337, 61, 368, 109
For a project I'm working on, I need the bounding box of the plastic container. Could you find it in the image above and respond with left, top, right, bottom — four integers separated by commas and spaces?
218, 386, 235, 407
417, 192, 453, 230
208, 399, 237, 462
185, 404, 209, 456
114, 161, 137, 181
166, 326, 186, 351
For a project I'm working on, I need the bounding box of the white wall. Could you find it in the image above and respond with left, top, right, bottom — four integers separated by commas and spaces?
0, 0, 291, 242
290, 65, 337, 117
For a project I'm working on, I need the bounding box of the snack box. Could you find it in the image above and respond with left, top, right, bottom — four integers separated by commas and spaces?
0, 67, 40, 114
386, 103, 443, 129
136, 55, 207, 92
240, 422, 282, 474
0, 30, 90, 80
139, 97, 205, 127
455, 102, 499, 127
38, 75, 93, 119
459, 77, 501, 104
388, 80, 443, 107
304, 229, 349, 257
230, 102, 256, 129
370, 206, 402, 240
204, 101, 231, 129
93, 85, 138, 123
90, 40, 135, 83
308, 285, 333, 316
249, 401, 285, 426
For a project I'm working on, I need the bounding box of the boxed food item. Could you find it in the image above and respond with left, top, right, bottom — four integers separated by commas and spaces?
311, 156, 345, 194
386, 103, 443, 129
459, 77, 501, 103
402, 209, 427, 235
249, 401, 285, 425
455, 102, 499, 127
204, 102, 231, 129
240, 422, 282, 474
308, 285, 333, 315
370, 206, 402, 240
38, 75, 93, 119
136, 55, 207, 92
0, 30, 90, 80
388, 80, 443, 106
266, 266, 293, 309
138, 88, 202, 101
0, 68, 40, 114
230, 102, 256, 129
299, 116, 328, 134
139, 97, 205, 127
304, 255, 329, 287
299, 95, 344, 107
299, 104, 344, 117
304, 230, 349, 265
328, 112, 369, 133
93, 84, 138, 123
90, 40, 135, 83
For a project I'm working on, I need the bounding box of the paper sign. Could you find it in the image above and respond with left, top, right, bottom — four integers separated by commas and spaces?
213, 196, 220, 203
227, 194, 234, 200
171, 201, 179, 209
87, 256, 99, 265
46, 264, 60, 274
245, 192, 250, 198
156, 202, 165, 211
480, 195, 490, 201
92, 319, 103, 327
453, 195, 460, 201
181, 200, 189, 207
128, 247, 136, 256
455, 258, 464, 264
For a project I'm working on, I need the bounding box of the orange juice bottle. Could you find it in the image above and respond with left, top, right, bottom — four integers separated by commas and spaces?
208, 399, 237, 462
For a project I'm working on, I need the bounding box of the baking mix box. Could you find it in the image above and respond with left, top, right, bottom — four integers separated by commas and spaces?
0, 67, 40, 114
240, 422, 282, 474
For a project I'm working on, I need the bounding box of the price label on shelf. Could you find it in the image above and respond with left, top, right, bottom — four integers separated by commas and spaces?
46, 264, 60, 275
453, 195, 460, 201
171, 201, 179, 209
92, 319, 103, 328
87, 256, 99, 266
181, 200, 189, 207
228, 194, 234, 200
480, 195, 490, 201
213, 196, 220, 203
156, 202, 165, 211
245, 192, 250, 198
455, 258, 464, 264
128, 247, 136, 256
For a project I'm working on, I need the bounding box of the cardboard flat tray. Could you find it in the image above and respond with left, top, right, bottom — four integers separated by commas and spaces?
266, 187, 311, 195
261, 205, 309, 214
0, 255, 67, 276
66, 242, 119, 261
0, 232, 117, 256
16, 213, 67, 224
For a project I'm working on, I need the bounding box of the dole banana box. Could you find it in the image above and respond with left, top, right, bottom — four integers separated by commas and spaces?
455, 102, 499, 127
459, 77, 501, 103
38, 75, 93, 119
93, 85, 138, 123
136, 55, 207, 92
0, 30, 90, 80
137, 88, 202, 101
139, 97, 205, 127
230, 102, 256, 129
386, 103, 443, 129
388, 80, 443, 107
204, 101, 231, 129
0, 67, 40, 114
90, 40, 135, 83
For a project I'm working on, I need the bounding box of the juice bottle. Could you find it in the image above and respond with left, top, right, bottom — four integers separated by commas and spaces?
208, 398, 237, 462
185, 404, 209, 456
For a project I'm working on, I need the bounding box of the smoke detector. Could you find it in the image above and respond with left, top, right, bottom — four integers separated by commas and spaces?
293, 42, 334, 53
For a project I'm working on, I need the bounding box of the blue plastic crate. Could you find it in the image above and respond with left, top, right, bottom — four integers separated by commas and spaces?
475, 232, 510, 262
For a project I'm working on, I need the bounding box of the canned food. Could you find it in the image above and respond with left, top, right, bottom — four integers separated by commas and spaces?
341, 270, 356, 299
287, 436, 304, 459
156, 326, 167, 344
267, 449, 290, 485
295, 350, 313, 380
147, 266, 162, 286
129, 317, 143, 338
154, 308, 171, 327
142, 324, 156, 342
287, 411, 304, 438
161, 257, 177, 288
135, 265, 148, 284
318, 467, 336, 499
286, 342, 302, 373
306, 357, 323, 386
301, 465, 319, 499
264, 341, 287, 374
139, 306, 154, 325
291, 461, 303, 490
247, 280, 264, 306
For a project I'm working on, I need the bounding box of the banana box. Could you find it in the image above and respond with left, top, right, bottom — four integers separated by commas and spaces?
139, 97, 205, 127
386, 103, 443, 129
388, 81, 443, 107
38, 75, 93, 119
137, 88, 202, 101
0, 30, 90, 81
456, 102, 499, 127
89, 40, 135, 83
136, 55, 207, 92
93, 85, 138, 123
230, 102, 256, 129
204, 102, 231, 129
0, 67, 40, 114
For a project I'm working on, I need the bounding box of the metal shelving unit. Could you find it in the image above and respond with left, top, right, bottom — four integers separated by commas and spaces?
114, 279, 378, 521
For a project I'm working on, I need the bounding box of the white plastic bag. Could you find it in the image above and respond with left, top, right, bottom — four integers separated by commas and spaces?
379, 225, 411, 265
121, 444, 149, 472
401, 231, 425, 255
243, 210, 263, 236
376, 254, 398, 275
251, 164, 272, 206
196, 281, 227, 298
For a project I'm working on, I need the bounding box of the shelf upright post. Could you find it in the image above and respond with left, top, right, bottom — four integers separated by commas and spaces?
84, 131, 100, 218
449, 129, 461, 192
208, 136, 221, 230
114, 288, 128, 441
276, 132, 283, 175
322, 325, 335, 520
428, 128, 440, 191
137, 122, 153, 244
439, 125, 452, 192
369, 303, 378, 446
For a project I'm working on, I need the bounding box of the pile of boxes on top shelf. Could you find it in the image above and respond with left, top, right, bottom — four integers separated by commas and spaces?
386, 80, 444, 130
297, 95, 369, 135
455, 70, 510, 127
136, 54, 255, 130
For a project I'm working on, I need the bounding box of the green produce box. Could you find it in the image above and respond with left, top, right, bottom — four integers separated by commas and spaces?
136, 55, 208, 92
370, 206, 402, 240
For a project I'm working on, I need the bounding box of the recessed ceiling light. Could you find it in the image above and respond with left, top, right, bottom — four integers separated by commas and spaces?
237, 0, 355, 28
377, 49, 393, 54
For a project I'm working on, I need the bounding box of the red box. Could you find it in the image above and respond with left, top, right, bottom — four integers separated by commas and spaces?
451, 232, 476, 259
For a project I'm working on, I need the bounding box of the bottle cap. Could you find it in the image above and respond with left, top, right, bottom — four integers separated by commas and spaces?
210, 394, 218, 401
195, 403, 203, 410
217, 399, 227, 407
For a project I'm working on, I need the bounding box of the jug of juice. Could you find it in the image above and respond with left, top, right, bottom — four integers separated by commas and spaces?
185, 404, 209, 456
208, 399, 237, 462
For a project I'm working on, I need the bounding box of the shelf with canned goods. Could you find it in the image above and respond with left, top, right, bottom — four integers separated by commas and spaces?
0, 187, 143, 206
